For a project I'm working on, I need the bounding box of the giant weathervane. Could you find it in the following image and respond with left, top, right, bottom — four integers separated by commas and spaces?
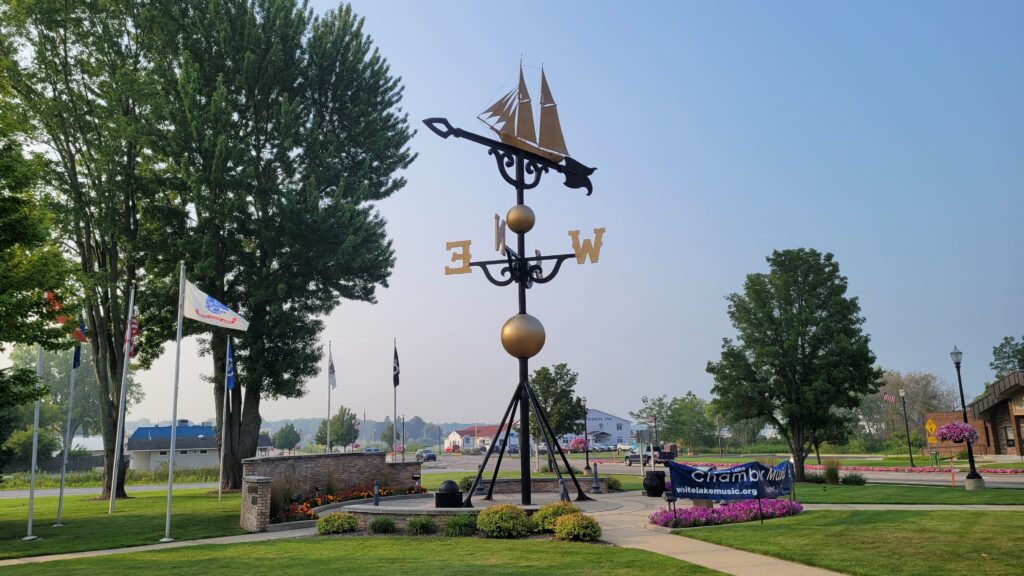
425, 64, 605, 506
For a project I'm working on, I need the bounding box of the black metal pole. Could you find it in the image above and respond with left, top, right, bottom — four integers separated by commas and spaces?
525, 382, 593, 501
514, 153, 533, 506
485, 404, 519, 500
900, 393, 915, 468
583, 398, 591, 473
464, 384, 523, 507
954, 362, 982, 480
401, 416, 406, 463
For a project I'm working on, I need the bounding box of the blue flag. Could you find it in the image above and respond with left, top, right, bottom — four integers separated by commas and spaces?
72, 313, 85, 369
226, 340, 236, 390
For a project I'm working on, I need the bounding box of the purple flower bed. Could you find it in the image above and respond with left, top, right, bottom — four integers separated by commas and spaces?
648, 499, 803, 528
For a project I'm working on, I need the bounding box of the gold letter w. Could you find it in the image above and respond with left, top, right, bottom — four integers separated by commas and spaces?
568, 228, 606, 264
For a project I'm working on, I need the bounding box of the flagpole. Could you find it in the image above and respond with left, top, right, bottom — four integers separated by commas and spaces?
161, 263, 185, 543
218, 335, 230, 502
393, 338, 397, 460
108, 285, 136, 514
22, 346, 43, 541
327, 341, 332, 454
55, 346, 79, 526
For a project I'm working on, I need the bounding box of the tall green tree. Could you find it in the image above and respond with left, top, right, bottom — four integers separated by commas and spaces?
272, 422, 301, 453
629, 395, 670, 445
663, 392, 716, 451
146, 0, 414, 489
529, 364, 585, 459
9, 345, 142, 444
706, 249, 882, 480
315, 406, 359, 449
1, 0, 176, 498
990, 336, 1024, 380
381, 421, 398, 450
0, 64, 76, 478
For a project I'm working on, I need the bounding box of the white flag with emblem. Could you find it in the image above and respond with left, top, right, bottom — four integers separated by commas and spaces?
183, 280, 249, 331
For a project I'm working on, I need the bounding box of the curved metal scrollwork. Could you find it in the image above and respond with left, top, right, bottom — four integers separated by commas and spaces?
530, 255, 574, 284
473, 262, 515, 287
489, 148, 519, 188
521, 157, 548, 190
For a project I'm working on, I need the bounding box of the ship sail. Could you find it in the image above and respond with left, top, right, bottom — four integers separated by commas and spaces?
479, 64, 569, 162
538, 70, 568, 157
515, 68, 537, 143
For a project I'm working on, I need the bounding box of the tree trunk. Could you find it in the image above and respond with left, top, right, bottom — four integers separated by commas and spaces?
814, 442, 822, 465
792, 451, 807, 482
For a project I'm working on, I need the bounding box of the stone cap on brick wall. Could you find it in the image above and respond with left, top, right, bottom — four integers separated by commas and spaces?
242, 452, 386, 464
243, 475, 272, 483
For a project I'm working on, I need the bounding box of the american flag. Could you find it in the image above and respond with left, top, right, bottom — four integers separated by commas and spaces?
882, 392, 897, 405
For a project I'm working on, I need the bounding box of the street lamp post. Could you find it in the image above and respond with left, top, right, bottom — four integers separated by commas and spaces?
950, 346, 984, 488
899, 389, 915, 468
401, 415, 406, 463
582, 396, 591, 473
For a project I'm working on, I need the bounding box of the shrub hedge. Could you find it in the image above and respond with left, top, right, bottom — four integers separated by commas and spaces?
405, 516, 437, 535
368, 516, 397, 534
443, 514, 477, 537
553, 513, 602, 541
476, 504, 531, 538
531, 501, 580, 533
316, 512, 359, 535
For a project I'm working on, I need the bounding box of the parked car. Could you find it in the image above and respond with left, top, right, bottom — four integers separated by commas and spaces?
415, 449, 437, 462
364, 447, 382, 453
445, 445, 460, 453
623, 450, 652, 466
616, 443, 633, 451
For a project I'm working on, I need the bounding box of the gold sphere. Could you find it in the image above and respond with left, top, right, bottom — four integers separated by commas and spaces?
506, 204, 536, 234
500, 314, 546, 359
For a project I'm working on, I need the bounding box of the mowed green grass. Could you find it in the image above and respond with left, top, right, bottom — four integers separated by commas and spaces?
682, 510, 1022, 576
0, 537, 723, 576
0, 489, 244, 559
793, 482, 1024, 504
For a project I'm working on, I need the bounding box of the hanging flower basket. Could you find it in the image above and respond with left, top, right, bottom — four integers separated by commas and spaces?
934, 422, 978, 444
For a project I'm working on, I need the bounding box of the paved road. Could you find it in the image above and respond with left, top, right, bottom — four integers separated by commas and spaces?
0, 482, 217, 500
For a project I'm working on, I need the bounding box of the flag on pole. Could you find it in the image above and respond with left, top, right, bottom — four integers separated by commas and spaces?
882, 392, 897, 405
328, 348, 337, 390
73, 314, 86, 369
226, 339, 236, 390
124, 317, 140, 358
183, 281, 249, 331
393, 343, 400, 387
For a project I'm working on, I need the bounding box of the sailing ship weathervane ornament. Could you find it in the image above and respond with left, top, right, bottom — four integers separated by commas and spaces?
426, 63, 605, 507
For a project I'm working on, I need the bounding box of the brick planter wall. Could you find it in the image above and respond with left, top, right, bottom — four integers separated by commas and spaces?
477, 477, 607, 494
239, 453, 421, 532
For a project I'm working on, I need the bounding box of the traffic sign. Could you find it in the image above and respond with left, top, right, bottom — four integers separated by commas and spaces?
925, 418, 937, 436
927, 436, 938, 444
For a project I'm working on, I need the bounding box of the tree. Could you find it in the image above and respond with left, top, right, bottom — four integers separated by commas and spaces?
990, 336, 1024, 380
0, 64, 74, 480
629, 395, 670, 445
315, 406, 359, 449
144, 0, 415, 489
381, 422, 399, 450
856, 371, 956, 446
272, 423, 301, 453
1, 0, 176, 499
707, 249, 882, 480
664, 392, 716, 451
3, 426, 60, 470
9, 345, 142, 444
529, 364, 586, 460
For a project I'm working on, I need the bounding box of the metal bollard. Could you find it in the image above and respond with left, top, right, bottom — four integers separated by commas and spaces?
591, 463, 601, 494
373, 480, 380, 506
559, 477, 569, 502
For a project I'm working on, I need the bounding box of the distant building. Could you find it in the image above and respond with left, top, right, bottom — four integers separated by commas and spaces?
446, 423, 519, 451
127, 419, 271, 471
564, 409, 632, 446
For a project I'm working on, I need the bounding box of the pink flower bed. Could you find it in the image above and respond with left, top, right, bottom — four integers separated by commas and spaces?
648, 499, 803, 528
803, 464, 1024, 474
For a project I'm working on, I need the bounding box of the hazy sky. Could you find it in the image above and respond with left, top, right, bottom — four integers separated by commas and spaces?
32, 1, 1024, 426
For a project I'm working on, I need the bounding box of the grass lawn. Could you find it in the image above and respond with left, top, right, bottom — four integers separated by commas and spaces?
793, 482, 1024, 504
1, 468, 220, 490
682, 510, 1021, 576
0, 489, 243, 559
0, 536, 723, 575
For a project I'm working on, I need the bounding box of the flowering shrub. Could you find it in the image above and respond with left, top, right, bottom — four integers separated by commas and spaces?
553, 512, 602, 541
303, 484, 427, 510
316, 512, 359, 534
531, 501, 580, 532
935, 422, 979, 444
569, 437, 589, 452
648, 499, 803, 528
477, 504, 531, 538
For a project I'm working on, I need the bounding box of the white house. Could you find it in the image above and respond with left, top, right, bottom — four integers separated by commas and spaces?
127, 419, 271, 471
446, 423, 519, 451
564, 408, 632, 447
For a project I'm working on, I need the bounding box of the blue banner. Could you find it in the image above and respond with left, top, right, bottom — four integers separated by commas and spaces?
667, 461, 794, 501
